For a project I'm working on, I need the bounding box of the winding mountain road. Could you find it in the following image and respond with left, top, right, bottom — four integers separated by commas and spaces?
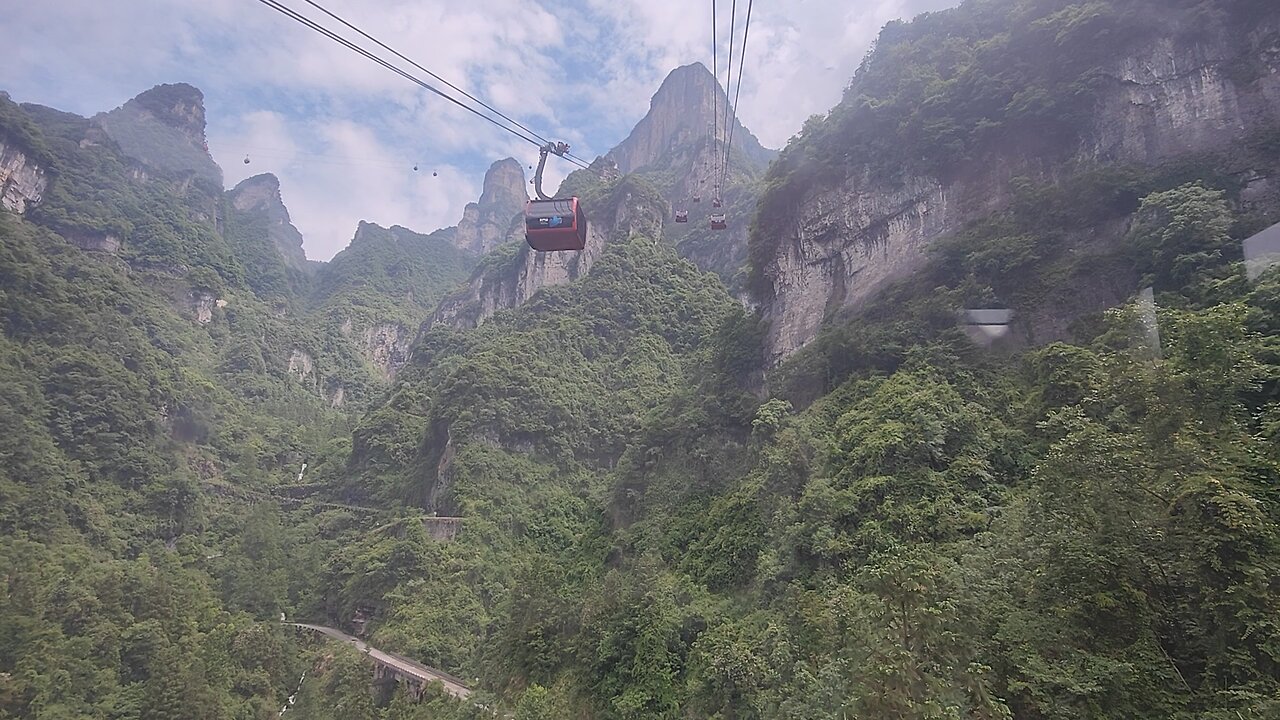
287, 623, 472, 699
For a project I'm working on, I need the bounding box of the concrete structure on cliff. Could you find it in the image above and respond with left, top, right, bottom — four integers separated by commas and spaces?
288, 623, 472, 701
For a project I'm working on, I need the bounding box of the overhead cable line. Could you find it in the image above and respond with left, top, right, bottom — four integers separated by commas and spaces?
256, 0, 540, 148
253, 0, 592, 172
722, 0, 755, 191
720, 0, 738, 198
710, 0, 719, 196
300, 0, 554, 146
297, 0, 592, 169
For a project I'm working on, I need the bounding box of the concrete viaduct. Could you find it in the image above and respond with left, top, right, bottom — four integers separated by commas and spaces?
287, 623, 472, 701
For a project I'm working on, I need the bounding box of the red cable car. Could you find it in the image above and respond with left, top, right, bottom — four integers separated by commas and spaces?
710, 213, 727, 230
526, 198, 587, 251
674, 209, 688, 223
524, 141, 588, 252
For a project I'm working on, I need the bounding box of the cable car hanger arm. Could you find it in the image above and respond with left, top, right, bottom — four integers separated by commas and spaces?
532, 141, 570, 201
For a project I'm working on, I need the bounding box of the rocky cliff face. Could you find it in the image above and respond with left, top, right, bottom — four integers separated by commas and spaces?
452, 158, 528, 254
132, 82, 208, 146
227, 173, 309, 271
431, 222, 607, 330
358, 323, 412, 380
430, 65, 776, 328
610, 63, 773, 291
0, 135, 47, 214
64, 229, 122, 253
430, 175, 667, 330
187, 290, 225, 324
609, 62, 771, 175
308, 220, 476, 387
757, 16, 1280, 362
1088, 34, 1280, 164
95, 83, 222, 186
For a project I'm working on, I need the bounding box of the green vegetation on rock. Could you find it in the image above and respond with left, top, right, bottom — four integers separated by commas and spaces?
2, 0, 1279, 717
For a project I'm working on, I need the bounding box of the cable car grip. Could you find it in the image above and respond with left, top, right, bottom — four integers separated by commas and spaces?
532, 141, 570, 201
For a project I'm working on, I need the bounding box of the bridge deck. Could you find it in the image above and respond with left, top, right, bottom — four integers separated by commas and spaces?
287, 623, 472, 699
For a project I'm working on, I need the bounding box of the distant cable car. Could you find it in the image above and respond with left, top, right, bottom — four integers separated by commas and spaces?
525, 141, 587, 252
243, 156, 251, 165
675, 209, 689, 223
693, 195, 701, 203
710, 213, 727, 230
413, 165, 418, 171
712, 197, 723, 208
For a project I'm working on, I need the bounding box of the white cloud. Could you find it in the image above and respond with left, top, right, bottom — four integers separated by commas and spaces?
1, 0, 961, 260
214, 114, 478, 258
214, 111, 301, 183
570, 0, 961, 148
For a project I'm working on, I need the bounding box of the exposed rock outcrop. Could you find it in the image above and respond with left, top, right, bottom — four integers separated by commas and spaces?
227, 173, 309, 271
130, 83, 208, 145
429, 64, 777, 329
607, 64, 773, 290
0, 136, 48, 214
188, 290, 219, 324
95, 83, 222, 186
426, 179, 671, 331
421, 516, 462, 542
360, 323, 411, 380
452, 158, 528, 255
308, 220, 477, 392
64, 229, 122, 254
327, 385, 346, 408
756, 19, 1280, 362
288, 349, 315, 383
609, 63, 772, 175
431, 222, 606, 330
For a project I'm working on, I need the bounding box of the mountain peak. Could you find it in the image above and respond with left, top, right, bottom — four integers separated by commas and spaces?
95, 83, 220, 185
660, 62, 717, 92
608, 63, 770, 175
227, 172, 308, 269
229, 173, 283, 210
128, 83, 207, 145
478, 157, 528, 213
452, 158, 528, 255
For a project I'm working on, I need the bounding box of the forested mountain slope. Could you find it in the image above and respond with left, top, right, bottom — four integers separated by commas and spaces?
2, 0, 1279, 717
431, 63, 774, 331
0, 95, 339, 718
752, 0, 1280, 361
611, 62, 775, 287
0, 82, 488, 717
331, 0, 1280, 718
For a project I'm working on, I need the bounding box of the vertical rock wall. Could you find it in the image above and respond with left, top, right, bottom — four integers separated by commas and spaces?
757, 21, 1280, 362
0, 137, 48, 214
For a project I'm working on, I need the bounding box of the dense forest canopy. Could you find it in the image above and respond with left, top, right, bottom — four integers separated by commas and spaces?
1, 0, 1279, 718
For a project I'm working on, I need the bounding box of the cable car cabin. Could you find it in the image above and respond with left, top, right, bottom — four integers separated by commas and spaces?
675, 210, 689, 223
692, 195, 702, 203
710, 213, 727, 230
525, 198, 587, 251
712, 198, 723, 208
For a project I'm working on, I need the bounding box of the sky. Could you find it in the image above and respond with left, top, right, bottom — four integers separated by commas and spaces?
1, 0, 959, 261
